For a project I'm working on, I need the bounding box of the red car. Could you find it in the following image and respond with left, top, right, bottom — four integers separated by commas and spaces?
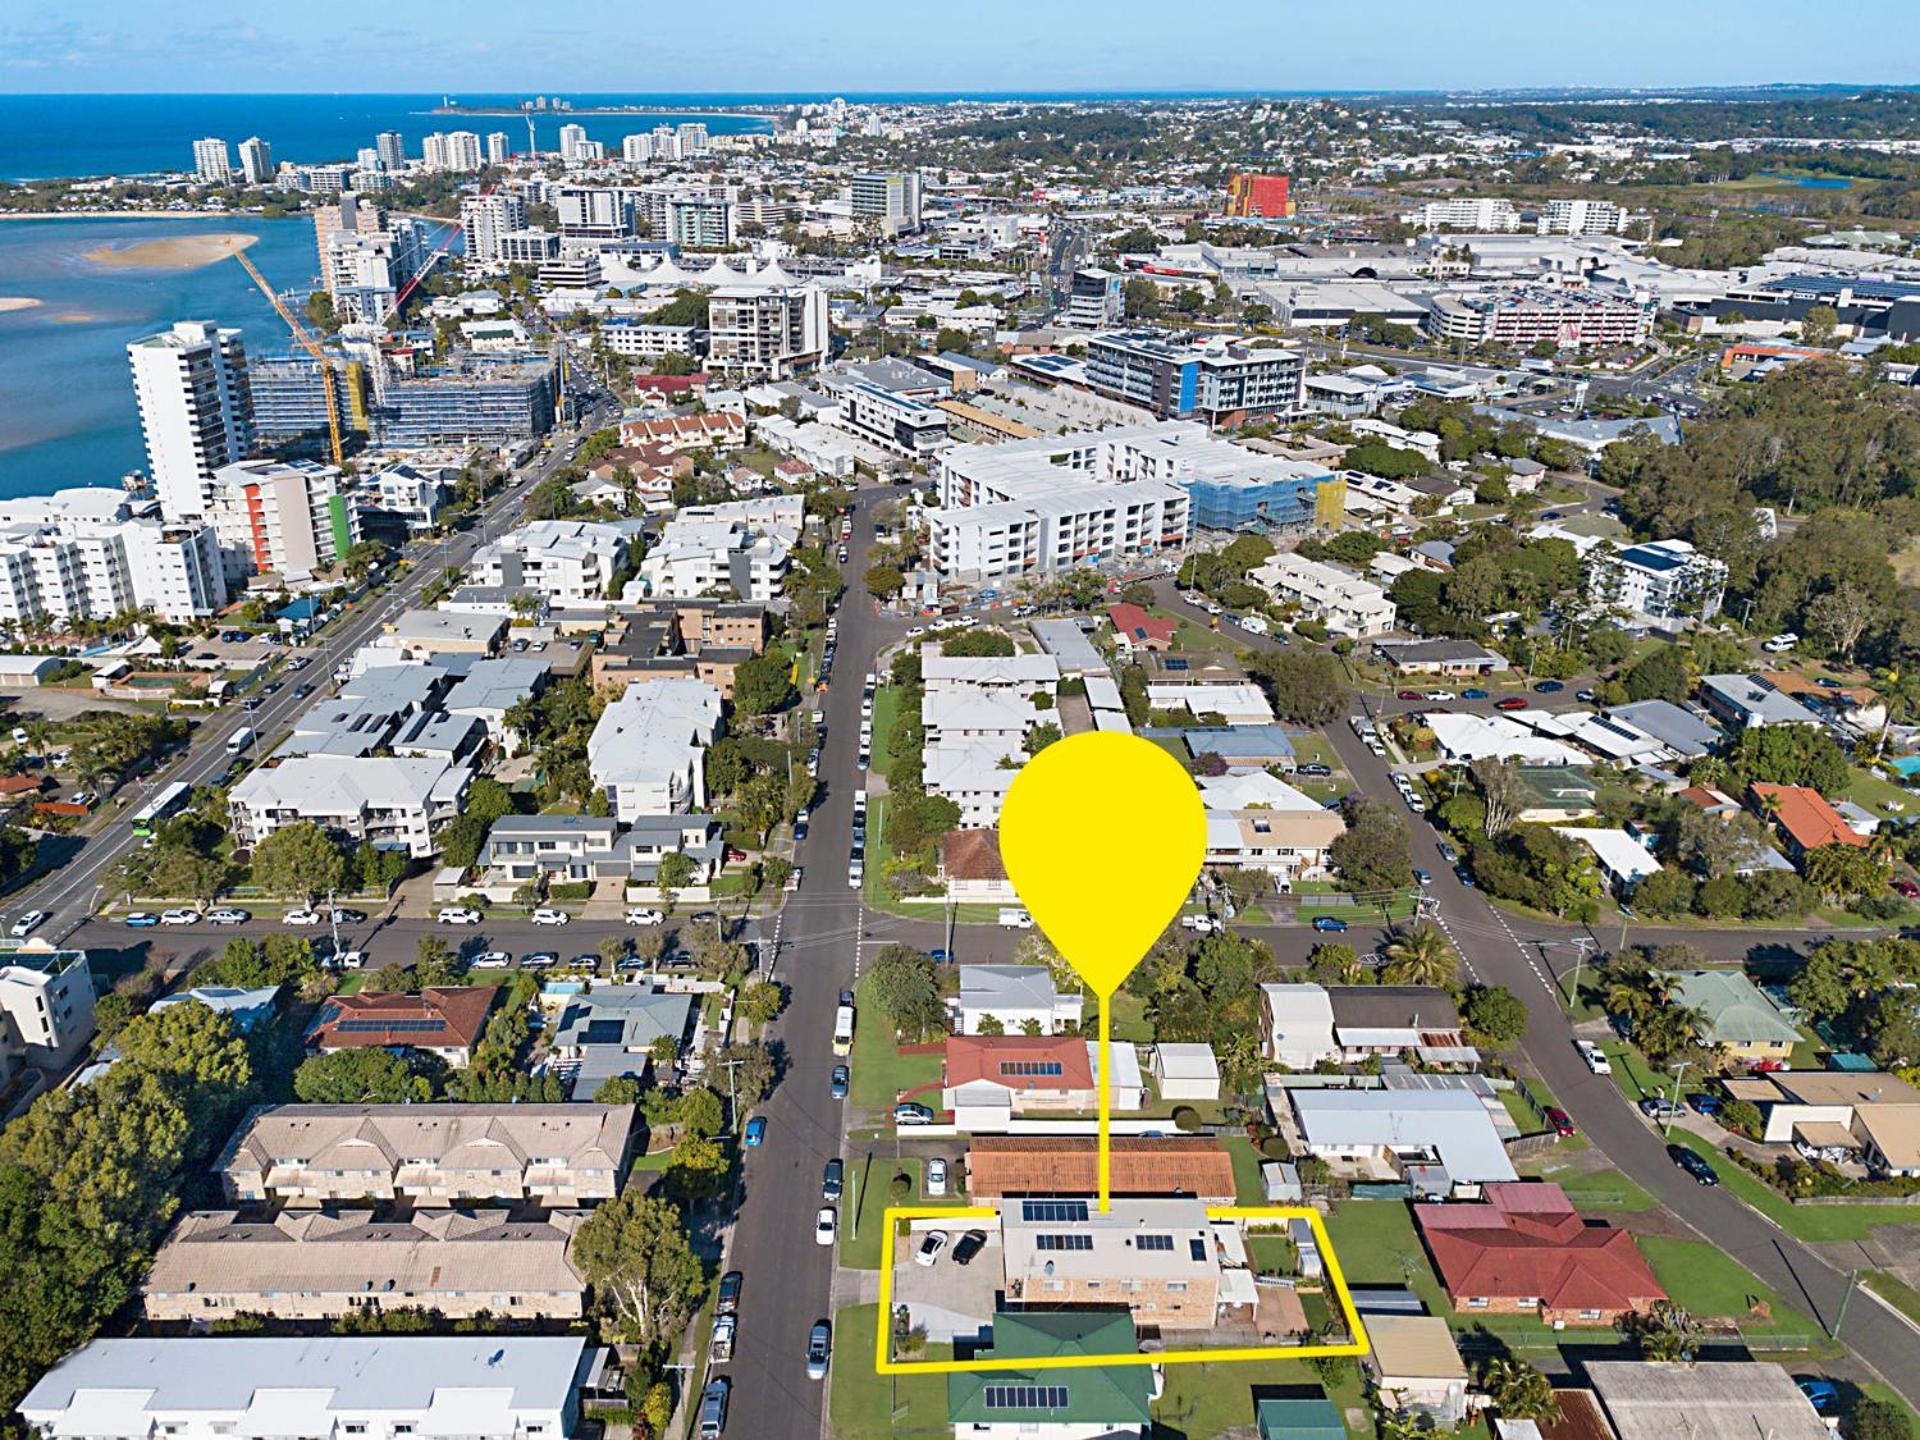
1894, 879, 1920, 900
1495, 696, 1530, 711
1397, 689, 1423, 701
1546, 1106, 1576, 1138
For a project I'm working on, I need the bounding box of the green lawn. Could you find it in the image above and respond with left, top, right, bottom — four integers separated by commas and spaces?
1107, 989, 1155, 1043
1637, 1236, 1815, 1336
849, 976, 943, 1108
1322, 1200, 1452, 1317
1532, 1164, 1659, 1212
1153, 1358, 1376, 1440
1173, 619, 1236, 652
1289, 734, 1341, 771
1600, 1041, 1667, 1103
1221, 1136, 1270, 1206
1864, 1270, 1920, 1328
838, 1155, 970, 1269
827, 1304, 952, 1440
1666, 1130, 1920, 1242
1845, 766, 1918, 821
869, 684, 903, 781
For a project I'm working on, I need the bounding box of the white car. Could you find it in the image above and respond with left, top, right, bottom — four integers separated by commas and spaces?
160, 908, 201, 925
815, 1206, 838, 1247
1236, 614, 1269, 635
848, 860, 864, 888
998, 908, 1033, 929
332, 950, 366, 971
471, 951, 512, 970
529, 908, 571, 926
786, 866, 804, 892
283, 909, 324, 927
437, 907, 483, 925
1424, 690, 1457, 702
9, 910, 47, 937
1577, 1040, 1613, 1076
625, 908, 665, 927
206, 908, 251, 925
914, 1230, 949, 1267
926, 1158, 950, 1197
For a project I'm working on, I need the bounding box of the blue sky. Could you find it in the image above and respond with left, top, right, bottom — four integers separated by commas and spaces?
4, 0, 1920, 94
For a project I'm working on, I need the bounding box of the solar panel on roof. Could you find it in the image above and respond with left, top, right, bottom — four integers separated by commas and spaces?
334, 1018, 448, 1034
1163, 657, 1189, 671
984, 1386, 1068, 1411
1021, 1199, 1089, 1222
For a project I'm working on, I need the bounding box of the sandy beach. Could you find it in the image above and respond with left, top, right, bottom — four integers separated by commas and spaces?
0, 296, 42, 314
81, 231, 257, 271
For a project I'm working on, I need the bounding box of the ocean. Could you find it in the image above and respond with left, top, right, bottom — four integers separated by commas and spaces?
0, 216, 327, 500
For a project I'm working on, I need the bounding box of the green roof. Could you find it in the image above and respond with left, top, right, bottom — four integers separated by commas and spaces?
1663, 968, 1802, 1047
1257, 1395, 1348, 1440
947, 1313, 1152, 1426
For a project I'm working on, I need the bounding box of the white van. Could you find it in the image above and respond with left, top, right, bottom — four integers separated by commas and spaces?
226, 726, 256, 754
1237, 614, 1269, 635
998, 908, 1033, 929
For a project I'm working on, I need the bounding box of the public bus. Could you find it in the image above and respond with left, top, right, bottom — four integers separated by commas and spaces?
129, 781, 192, 838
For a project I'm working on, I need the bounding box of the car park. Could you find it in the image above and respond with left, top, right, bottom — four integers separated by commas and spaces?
160, 908, 201, 925
1668, 1144, 1719, 1185
914, 1230, 949, 1267
744, 1117, 767, 1147
815, 1206, 837, 1246
805, 1321, 832, 1381
437, 907, 483, 925
529, 908, 570, 926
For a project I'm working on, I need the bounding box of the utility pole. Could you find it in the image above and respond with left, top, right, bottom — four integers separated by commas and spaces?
1832, 1268, 1859, 1339
713, 1051, 745, 1130
1566, 936, 1595, 1011
1664, 1060, 1692, 1136
328, 888, 341, 962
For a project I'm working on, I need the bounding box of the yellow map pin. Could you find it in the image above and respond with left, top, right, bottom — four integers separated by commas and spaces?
999, 732, 1207, 1207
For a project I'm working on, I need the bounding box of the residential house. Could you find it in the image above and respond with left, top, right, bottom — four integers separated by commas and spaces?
1287, 1089, 1519, 1189
1146, 680, 1275, 726
1552, 827, 1661, 894
442, 658, 550, 749
1172, 725, 1297, 771
1328, 986, 1475, 1064
586, 678, 724, 821
942, 1035, 1144, 1121
922, 651, 1062, 695
305, 987, 497, 1069
1602, 699, 1722, 758
1699, 674, 1820, 730
468, 520, 632, 606
218, 1103, 637, 1207
1725, 1070, 1920, 1172
1748, 781, 1869, 857
955, 965, 1084, 1036
228, 755, 470, 858
1260, 983, 1338, 1069
619, 411, 746, 450
1585, 1361, 1831, 1440
481, 813, 722, 890
965, 1137, 1237, 1204
946, 1312, 1152, 1439
149, 985, 280, 1033
1256, 1397, 1346, 1440
1413, 1182, 1666, 1324
1107, 602, 1177, 654
924, 740, 1021, 829
1205, 807, 1345, 882
142, 1208, 587, 1322
1372, 639, 1510, 676
1000, 1197, 1219, 1331
548, 988, 695, 1094
1661, 968, 1801, 1064
1251, 553, 1396, 637
1365, 1316, 1469, 1426
940, 829, 1020, 905
388, 608, 507, 658
18, 1338, 595, 1440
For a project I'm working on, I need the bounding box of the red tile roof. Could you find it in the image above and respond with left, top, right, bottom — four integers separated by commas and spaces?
1749, 782, 1868, 851
1108, 603, 1178, 649
306, 987, 496, 1055
1414, 1182, 1666, 1314
940, 828, 1007, 883
968, 1137, 1237, 1200
945, 1035, 1093, 1093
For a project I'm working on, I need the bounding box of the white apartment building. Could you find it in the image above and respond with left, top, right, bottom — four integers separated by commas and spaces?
468, 519, 632, 605
559, 123, 589, 160
707, 285, 830, 380
600, 322, 701, 359
558, 186, 629, 239
833, 381, 950, 459
587, 679, 724, 821
127, 321, 252, 522
663, 195, 735, 248
461, 191, 528, 263
237, 136, 273, 186
191, 137, 231, 184
1588, 538, 1729, 623
1252, 553, 1397, 636
637, 498, 801, 603
1402, 197, 1523, 232
422, 130, 483, 172
207, 459, 360, 580
850, 170, 922, 233
229, 755, 469, 858
487, 132, 511, 164
1424, 286, 1652, 350
1539, 199, 1635, 236
501, 228, 562, 265
19, 1338, 593, 1440
120, 520, 231, 621
0, 507, 227, 626
621, 133, 654, 163
0, 950, 96, 1073
370, 463, 453, 533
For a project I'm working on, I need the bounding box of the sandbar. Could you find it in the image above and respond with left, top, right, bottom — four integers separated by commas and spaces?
81, 232, 258, 271
0, 296, 43, 314
52, 312, 102, 324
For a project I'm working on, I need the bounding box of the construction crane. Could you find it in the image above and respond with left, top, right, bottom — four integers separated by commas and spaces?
227, 241, 346, 468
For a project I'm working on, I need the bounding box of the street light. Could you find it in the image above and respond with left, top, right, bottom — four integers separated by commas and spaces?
1663, 1060, 1692, 1136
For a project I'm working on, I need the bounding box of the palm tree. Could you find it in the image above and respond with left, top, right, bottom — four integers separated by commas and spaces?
1382, 923, 1458, 988
1480, 1357, 1561, 1424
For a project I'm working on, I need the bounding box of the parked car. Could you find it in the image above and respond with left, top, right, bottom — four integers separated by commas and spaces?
1668, 1144, 1719, 1185
814, 1206, 837, 1246
822, 1158, 844, 1201
894, 1102, 935, 1126
1311, 916, 1348, 933
625, 908, 665, 926
927, 1157, 950, 1196
914, 1230, 949, 1267
952, 1229, 989, 1266
1461, 688, 1489, 700
1495, 696, 1530, 711
805, 1321, 832, 1381
1576, 1040, 1613, 1076
1895, 879, 1920, 900
1296, 763, 1332, 778
529, 908, 570, 926
1455, 866, 1476, 888
697, 1377, 730, 1439
1546, 1106, 1577, 1138
206, 908, 250, 925
437, 907, 483, 925
829, 1064, 849, 1101
330, 908, 366, 924
521, 952, 558, 969
283, 909, 323, 926
1576, 688, 1597, 702
1413, 868, 1432, 886
471, 951, 512, 970
1797, 1379, 1841, 1417
1425, 690, 1457, 702
160, 908, 200, 925
1397, 689, 1423, 701
1689, 1092, 1723, 1117
743, 1116, 768, 1148
1436, 841, 1459, 864
1640, 1097, 1684, 1122
708, 1315, 735, 1365
717, 1271, 742, 1315
9, 910, 47, 937
1533, 680, 1565, 693
123, 912, 160, 927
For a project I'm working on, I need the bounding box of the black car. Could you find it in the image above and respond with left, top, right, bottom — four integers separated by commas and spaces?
793, 819, 809, 842
952, 1229, 989, 1266
822, 1157, 844, 1200
829, 1064, 849, 1101
716, 1270, 743, 1315
292, 683, 315, 699
1667, 1143, 1719, 1185
1296, 763, 1332, 778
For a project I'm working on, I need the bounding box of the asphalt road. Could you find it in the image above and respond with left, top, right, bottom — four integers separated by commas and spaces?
19, 396, 617, 944
1147, 584, 1920, 1401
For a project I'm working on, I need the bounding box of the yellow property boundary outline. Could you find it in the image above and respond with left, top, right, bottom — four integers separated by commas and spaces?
873, 1203, 1372, 1375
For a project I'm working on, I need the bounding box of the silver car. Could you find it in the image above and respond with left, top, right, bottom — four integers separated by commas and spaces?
805, 1320, 831, 1381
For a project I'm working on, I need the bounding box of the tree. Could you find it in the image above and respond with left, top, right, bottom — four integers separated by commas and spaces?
1381, 924, 1458, 987
1243, 651, 1349, 726
864, 564, 904, 600
250, 822, 347, 900
572, 1192, 706, 1349
112, 1004, 254, 1148
1633, 865, 1697, 918
1305, 943, 1365, 986
1806, 580, 1878, 662
674, 1086, 726, 1140
715, 1042, 776, 1112
1849, 1398, 1913, 1440
595, 1075, 644, 1104
1473, 758, 1526, 839
942, 629, 1016, 658
439, 814, 489, 870
1618, 1300, 1702, 1362
1461, 984, 1528, 1047
1736, 725, 1850, 796
414, 934, 465, 989
1023, 722, 1062, 756
1623, 645, 1690, 703
1329, 797, 1411, 892
1801, 304, 1839, 345
1479, 1357, 1560, 1424
293, 1047, 435, 1104
1805, 843, 1893, 905
866, 944, 944, 1040
656, 851, 695, 911
730, 651, 796, 717
739, 980, 783, 1028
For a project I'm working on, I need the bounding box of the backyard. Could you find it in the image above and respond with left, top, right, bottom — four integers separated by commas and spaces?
827, 1304, 952, 1440
848, 971, 943, 1108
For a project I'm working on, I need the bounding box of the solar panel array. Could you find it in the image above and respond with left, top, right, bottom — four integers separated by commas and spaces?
1035, 1234, 1093, 1251
999, 1060, 1064, 1077
1135, 1233, 1174, 1251
983, 1386, 1069, 1411
1021, 1200, 1089, 1223
333, 1018, 448, 1034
